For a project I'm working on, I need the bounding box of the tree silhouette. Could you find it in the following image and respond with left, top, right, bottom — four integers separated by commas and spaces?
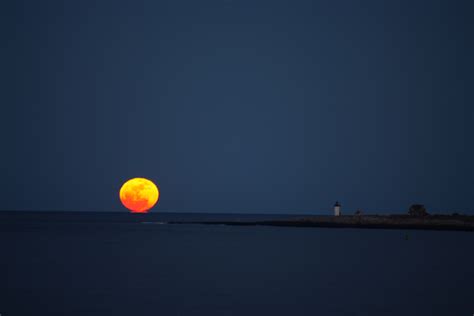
408, 204, 429, 217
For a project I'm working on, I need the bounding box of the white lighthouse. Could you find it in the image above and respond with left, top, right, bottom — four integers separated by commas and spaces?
334, 201, 341, 216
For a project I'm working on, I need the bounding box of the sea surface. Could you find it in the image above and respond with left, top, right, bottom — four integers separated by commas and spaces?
1, 212, 473, 316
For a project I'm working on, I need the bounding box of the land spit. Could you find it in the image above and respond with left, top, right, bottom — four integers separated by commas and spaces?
169, 215, 474, 231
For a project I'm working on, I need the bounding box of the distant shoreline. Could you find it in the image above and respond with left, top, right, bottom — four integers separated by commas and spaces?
168, 215, 474, 232
1, 211, 473, 231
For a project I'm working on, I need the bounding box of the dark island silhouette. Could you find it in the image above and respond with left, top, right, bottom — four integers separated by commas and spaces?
169, 204, 474, 232
1, 204, 473, 232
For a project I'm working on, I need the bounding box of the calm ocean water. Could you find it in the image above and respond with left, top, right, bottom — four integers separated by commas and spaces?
1, 212, 473, 316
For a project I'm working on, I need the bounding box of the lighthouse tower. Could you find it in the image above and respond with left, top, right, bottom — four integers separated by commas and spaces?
334, 201, 341, 216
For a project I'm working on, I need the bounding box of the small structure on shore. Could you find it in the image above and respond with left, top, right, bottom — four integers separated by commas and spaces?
334, 201, 341, 216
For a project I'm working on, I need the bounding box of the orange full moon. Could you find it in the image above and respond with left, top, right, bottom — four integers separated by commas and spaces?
119, 178, 159, 213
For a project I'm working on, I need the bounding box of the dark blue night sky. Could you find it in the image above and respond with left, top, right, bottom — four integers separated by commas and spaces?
2, 0, 473, 213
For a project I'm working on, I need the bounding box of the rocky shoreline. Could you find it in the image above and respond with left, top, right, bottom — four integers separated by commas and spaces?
169, 215, 474, 231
